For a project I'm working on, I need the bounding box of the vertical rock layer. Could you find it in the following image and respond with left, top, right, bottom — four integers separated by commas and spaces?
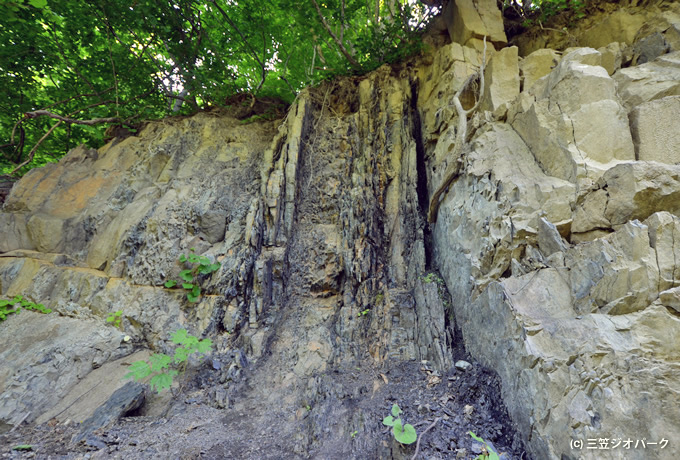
2, 1, 680, 458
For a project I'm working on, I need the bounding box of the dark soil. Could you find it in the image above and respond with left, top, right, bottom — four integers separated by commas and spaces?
1, 336, 528, 460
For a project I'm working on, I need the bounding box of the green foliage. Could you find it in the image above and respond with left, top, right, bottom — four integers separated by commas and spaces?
421, 272, 444, 285
534, 0, 585, 21
124, 328, 212, 393
469, 431, 502, 460
357, 308, 370, 317
382, 404, 417, 445
0, 295, 52, 323
106, 309, 123, 329
504, 0, 586, 25
11, 445, 33, 451
0, 0, 439, 176
164, 250, 221, 303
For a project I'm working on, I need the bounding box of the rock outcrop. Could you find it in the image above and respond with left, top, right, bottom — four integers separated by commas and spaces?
1, 1, 680, 459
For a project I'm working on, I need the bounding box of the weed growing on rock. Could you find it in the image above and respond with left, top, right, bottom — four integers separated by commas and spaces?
164, 249, 221, 303
383, 404, 417, 445
421, 272, 443, 285
469, 431, 502, 460
125, 329, 212, 393
0, 295, 51, 323
106, 310, 123, 329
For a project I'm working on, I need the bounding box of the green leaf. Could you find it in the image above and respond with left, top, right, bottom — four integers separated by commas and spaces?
125, 361, 152, 381
393, 422, 417, 445
469, 431, 484, 443
382, 415, 396, 427
179, 254, 187, 263
164, 280, 177, 288
0, 300, 9, 307
182, 283, 194, 290
196, 338, 212, 354
187, 292, 199, 303
198, 256, 211, 265
188, 253, 200, 264
174, 346, 189, 363
28, 0, 48, 8
12, 445, 33, 451
179, 270, 193, 282
391, 404, 402, 417
149, 353, 172, 371
171, 329, 189, 344
191, 285, 200, 297
150, 370, 177, 393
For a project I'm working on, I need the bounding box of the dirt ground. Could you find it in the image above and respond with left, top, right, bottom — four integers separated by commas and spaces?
0, 330, 529, 460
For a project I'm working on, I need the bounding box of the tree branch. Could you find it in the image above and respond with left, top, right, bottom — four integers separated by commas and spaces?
428, 36, 487, 223
411, 417, 440, 460
311, 0, 360, 69
9, 120, 62, 175
23, 110, 123, 126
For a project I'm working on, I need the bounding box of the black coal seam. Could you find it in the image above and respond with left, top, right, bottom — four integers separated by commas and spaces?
410, 79, 433, 269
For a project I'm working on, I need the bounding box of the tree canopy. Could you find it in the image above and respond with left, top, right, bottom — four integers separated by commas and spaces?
0, 0, 440, 175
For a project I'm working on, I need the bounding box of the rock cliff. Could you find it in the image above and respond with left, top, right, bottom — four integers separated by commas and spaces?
1, 0, 680, 458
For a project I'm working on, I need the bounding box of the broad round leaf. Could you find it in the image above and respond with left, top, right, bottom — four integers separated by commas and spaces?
393, 423, 417, 445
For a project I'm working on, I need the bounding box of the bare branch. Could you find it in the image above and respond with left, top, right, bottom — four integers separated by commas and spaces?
411, 418, 440, 460
428, 36, 487, 223
24, 110, 123, 126
311, 0, 360, 69
9, 120, 62, 175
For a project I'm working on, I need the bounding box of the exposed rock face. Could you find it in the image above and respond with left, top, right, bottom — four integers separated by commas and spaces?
1, 2, 680, 459
443, 0, 507, 49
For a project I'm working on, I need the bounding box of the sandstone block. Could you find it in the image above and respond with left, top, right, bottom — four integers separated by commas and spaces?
482, 46, 520, 112
519, 48, 560, 92
443, 0, 507, 48
598, 42, 624, 75
614, 50, 680, 110
630, 95, 680, 163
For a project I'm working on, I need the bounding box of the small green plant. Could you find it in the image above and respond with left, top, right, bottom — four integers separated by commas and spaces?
12, 445, 33, 451
469, 432, 501, 460
383, 404, 417, 445
164, 249, 221, 303
106, 310, 123, 329
0, 295, 52, 323
357, 308, 370, 317
421, 272, 443, 284
351, 430, 358, 438
124, 329, 212, 393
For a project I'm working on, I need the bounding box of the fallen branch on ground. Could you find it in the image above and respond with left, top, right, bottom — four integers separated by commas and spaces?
410, 417, 440, 460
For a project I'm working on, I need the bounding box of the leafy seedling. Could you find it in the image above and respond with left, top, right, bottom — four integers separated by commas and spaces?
125, 328, 212, 393
469, 431, 502, 460
12, 445, 33, 451
106, 310, 123, 329
357, 308, 370, 317
1, 295, 52, 323
164, 250, 221, 303
383, 404, 417, 445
